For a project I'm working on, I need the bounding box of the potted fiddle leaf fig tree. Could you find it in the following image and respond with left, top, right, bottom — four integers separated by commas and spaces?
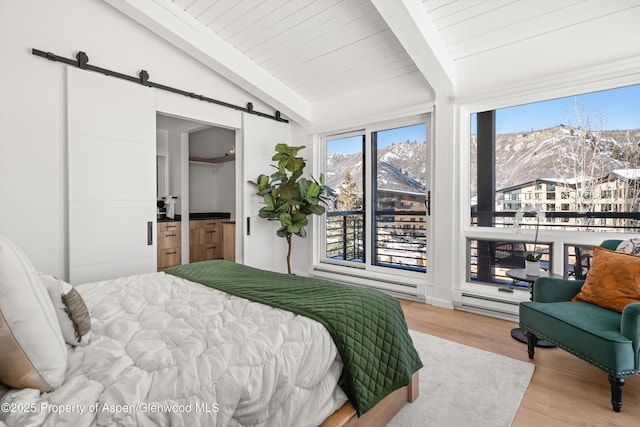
249, 143, 334, 274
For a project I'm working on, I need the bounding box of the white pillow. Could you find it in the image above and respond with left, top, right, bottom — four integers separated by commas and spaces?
0, 236, 67, 391
41, 274, 92, 346
616, 238, 640, 255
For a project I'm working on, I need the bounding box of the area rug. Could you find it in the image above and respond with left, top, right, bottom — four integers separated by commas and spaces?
388, 330, 535, 427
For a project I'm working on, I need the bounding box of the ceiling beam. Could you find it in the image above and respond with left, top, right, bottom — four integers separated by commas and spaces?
104, 0, 312, 125
371, 0, 456, 95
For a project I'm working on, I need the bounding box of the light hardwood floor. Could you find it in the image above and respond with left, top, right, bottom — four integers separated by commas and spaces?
399, 299, 640, 426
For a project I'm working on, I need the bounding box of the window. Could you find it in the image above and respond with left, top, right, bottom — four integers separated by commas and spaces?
470, 84, 640, 233
322, 120, 429, 275
325, 133, 365, 264
467, 84, 640, 288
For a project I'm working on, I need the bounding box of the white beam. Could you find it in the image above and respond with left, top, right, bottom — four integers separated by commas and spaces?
371, 0, 456, 95
104, 0, 312, 125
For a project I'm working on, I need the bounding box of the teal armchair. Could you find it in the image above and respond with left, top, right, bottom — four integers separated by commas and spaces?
519, 239, 640, 412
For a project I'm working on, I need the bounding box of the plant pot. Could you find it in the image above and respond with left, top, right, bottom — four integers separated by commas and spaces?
525, 260, 540, 276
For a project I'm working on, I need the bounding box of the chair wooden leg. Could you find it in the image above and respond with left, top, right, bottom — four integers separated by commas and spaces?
608, 375, 625, 412
525, 331, 536, 359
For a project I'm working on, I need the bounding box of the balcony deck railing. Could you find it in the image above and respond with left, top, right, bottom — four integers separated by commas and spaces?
324, 209, 638, 276
326, 210, 427, 272
326, 210, 365, 262
468, 209, 639, 287
471, 210, 640, 231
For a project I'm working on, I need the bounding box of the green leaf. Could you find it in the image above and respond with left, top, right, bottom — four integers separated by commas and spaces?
279, 213, 293, 227
291, 210, 309, 227
274, 143, 289, 153
306, 181, 321, 198
308, 204, 325, 215
263, 193, 275, 209
276, 227, 289, 238
258, 207, 276, 219
297, 178, 309, 195
291, 157, 305, 172
287, 224, 300, 234
290, 168, 303, 183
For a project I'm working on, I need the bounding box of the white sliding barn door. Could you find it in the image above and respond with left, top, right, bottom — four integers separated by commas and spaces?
67, 67, 157, 284
242, 113, 290, 273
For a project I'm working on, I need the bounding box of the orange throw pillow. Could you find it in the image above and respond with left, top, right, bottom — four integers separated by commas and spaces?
572, 246, 640, 312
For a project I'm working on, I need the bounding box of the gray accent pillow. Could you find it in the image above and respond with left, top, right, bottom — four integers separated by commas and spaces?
41, 274, 92, 346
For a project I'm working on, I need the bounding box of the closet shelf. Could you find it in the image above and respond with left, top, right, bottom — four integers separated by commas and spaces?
189, 154, 236, 164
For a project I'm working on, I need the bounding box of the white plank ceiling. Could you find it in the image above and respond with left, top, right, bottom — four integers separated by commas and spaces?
423, 0, 640, 61
156, 1, 640, 106
172, 0, 422, 102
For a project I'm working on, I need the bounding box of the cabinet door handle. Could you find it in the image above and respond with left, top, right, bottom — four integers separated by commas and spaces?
165, 251, 177, 255
207, 230, 216, 234
165, 234, 177, 237
207, 246, 216, 249
167, 225, 177, 229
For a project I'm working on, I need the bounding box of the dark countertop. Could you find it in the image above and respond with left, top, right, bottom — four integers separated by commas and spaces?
158, 212, 231, 222
190, 212, 231, 220
158, 214, 181, 222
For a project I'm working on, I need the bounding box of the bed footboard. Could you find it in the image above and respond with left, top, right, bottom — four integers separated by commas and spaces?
321, 371, 419, 427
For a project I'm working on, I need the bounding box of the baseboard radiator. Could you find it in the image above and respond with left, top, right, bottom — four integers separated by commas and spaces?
311, 266, 424, 302
453, 291, 520, 321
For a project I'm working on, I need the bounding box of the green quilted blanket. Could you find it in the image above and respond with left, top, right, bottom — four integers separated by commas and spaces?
165, 260, 422, 416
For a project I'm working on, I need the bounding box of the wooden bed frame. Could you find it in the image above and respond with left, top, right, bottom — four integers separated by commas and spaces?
320, 371, 419, 427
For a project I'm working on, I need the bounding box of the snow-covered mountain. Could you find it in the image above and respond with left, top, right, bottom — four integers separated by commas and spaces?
472, 125, 640, 193
326, 142, 426, 195
326, 125, 640, 198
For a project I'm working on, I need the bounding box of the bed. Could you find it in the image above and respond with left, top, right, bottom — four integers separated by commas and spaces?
0, 236, 421, 426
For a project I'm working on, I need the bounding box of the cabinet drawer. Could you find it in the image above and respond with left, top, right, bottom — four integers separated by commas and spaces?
158, 248, 181, 269
159, 230, 181, 249
204, 244, 223, 260
158, 221, 180, 233
190, 220, 222, 245
189, 243, 222, 262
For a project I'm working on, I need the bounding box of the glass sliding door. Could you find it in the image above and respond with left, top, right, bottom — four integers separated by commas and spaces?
372, 123, 428, 272
320, 117, 431, 288
325, 133, 366, 265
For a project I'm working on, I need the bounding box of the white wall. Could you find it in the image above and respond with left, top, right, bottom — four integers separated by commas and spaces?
189, 126, 236, 217
167, 129, 184, 215
310, 73, 433, 134
456, 12, 640, 102
0, 0, 278, 279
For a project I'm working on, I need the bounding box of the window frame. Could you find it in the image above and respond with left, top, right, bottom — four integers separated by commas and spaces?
457, 80, 640, 303
314, 114, 433, 286
319, 129, 367, 270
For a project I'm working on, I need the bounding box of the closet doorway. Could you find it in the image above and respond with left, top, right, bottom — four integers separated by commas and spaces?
156, 114, 236, 265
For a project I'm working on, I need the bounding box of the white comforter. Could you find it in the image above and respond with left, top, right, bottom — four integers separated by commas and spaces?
0, 272, 348, 426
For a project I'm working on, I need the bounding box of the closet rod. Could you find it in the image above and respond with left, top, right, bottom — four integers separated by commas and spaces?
31, 49, 289, 123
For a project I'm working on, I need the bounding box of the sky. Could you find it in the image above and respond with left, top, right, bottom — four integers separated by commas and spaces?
475, 83, 640, 134
327, 123, 426, 155
328, 84, 640, 154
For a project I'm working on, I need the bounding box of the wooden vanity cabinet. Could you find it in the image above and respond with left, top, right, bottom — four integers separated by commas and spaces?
190, 219, 223, 262
222, 222, 236, 262
157, 221, 181, 270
